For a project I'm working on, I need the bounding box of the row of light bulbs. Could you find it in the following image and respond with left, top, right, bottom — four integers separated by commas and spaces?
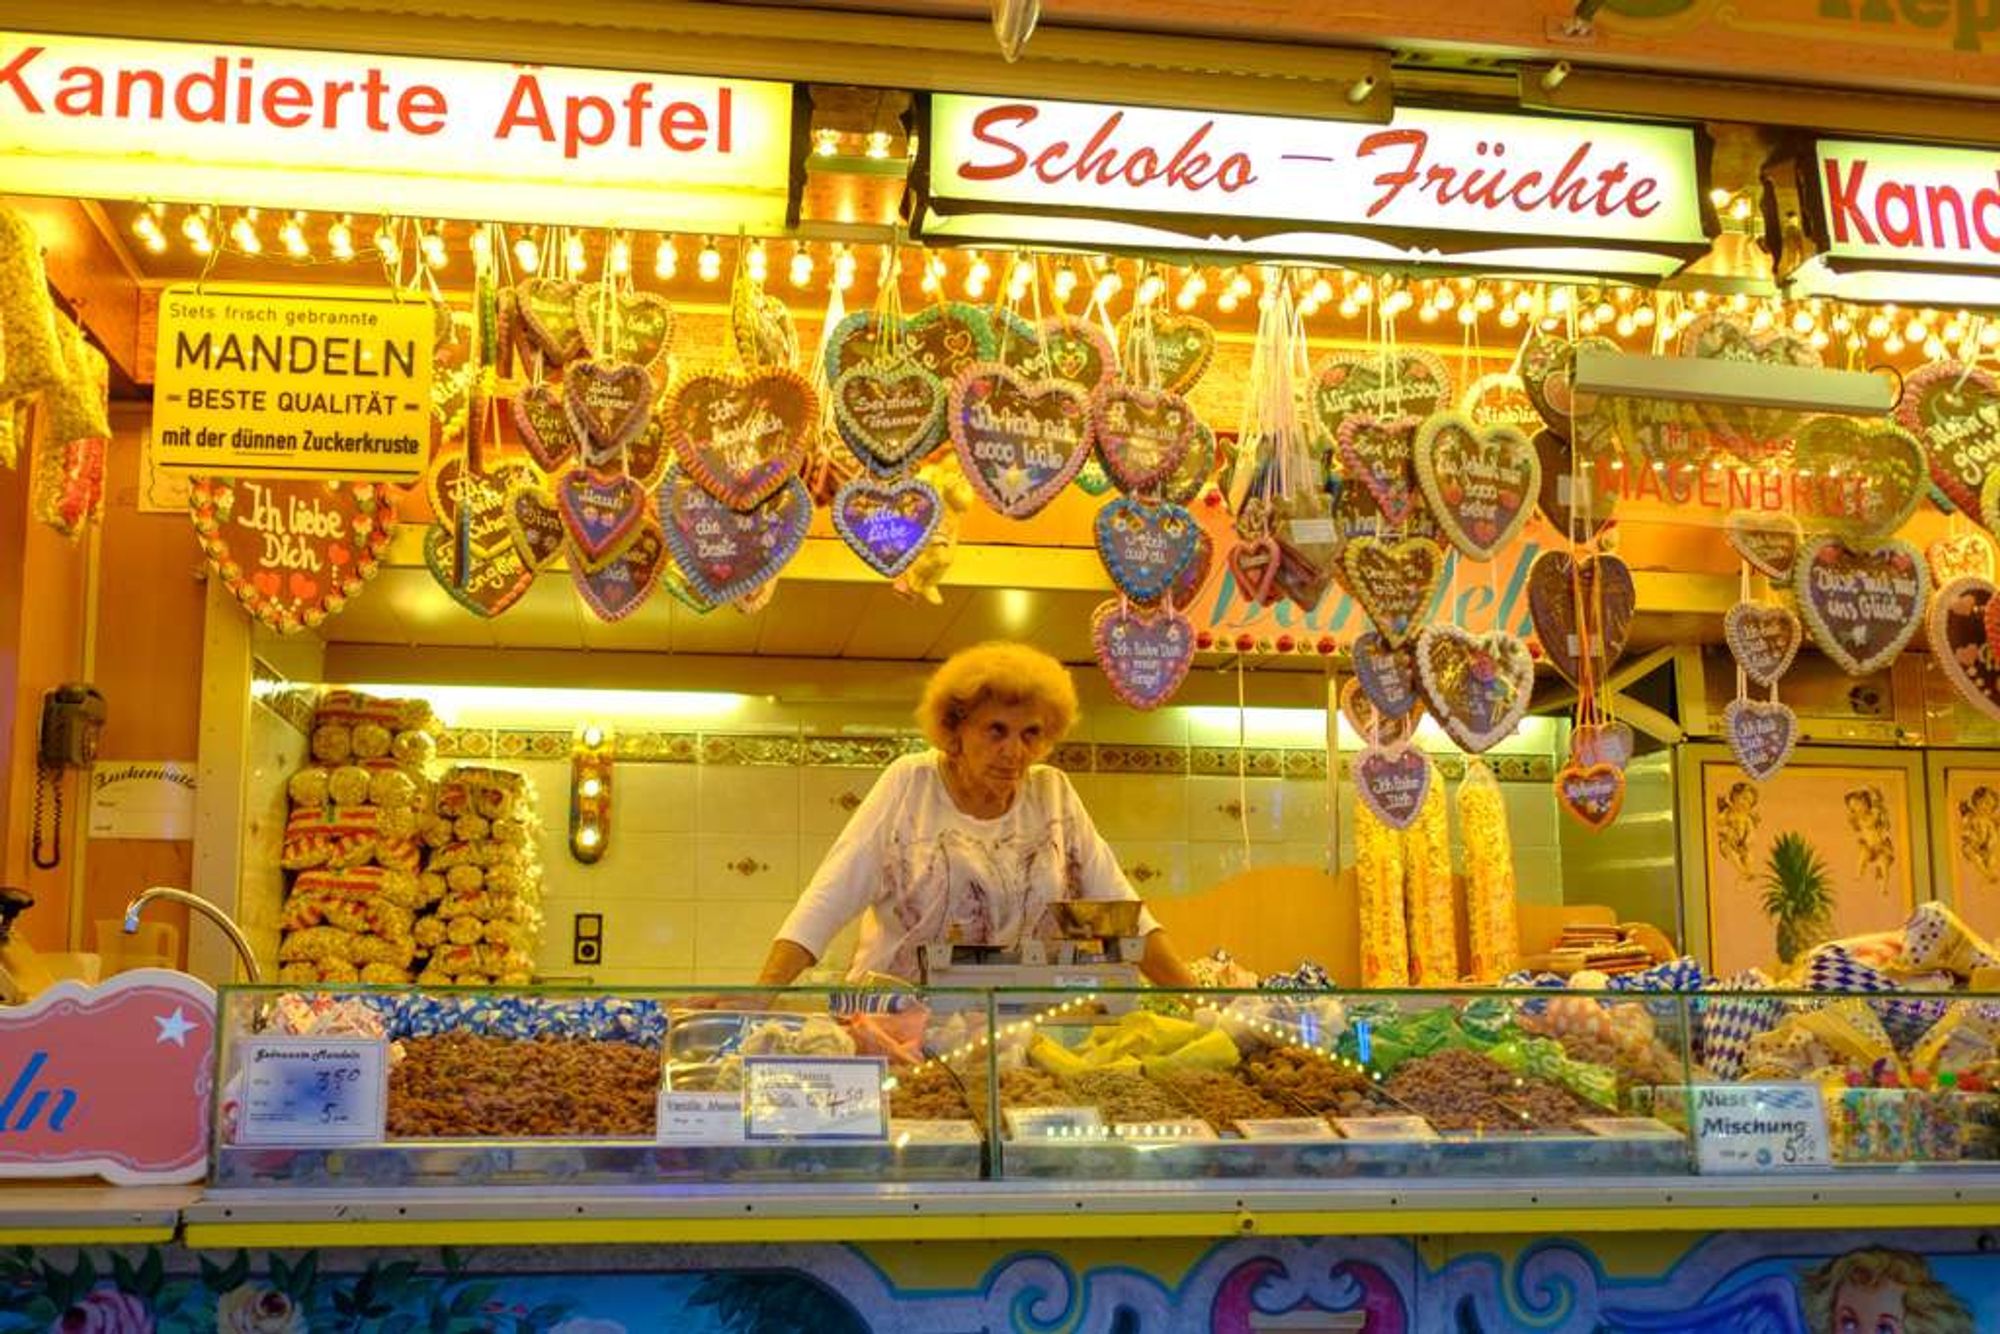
129, 204, 2000, 360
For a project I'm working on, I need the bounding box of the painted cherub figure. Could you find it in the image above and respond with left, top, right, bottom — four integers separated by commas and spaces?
1845, 786, 1896, 884
1715, 781, 1761, 878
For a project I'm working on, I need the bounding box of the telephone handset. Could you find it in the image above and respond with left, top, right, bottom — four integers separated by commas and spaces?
32, 683, 106, 869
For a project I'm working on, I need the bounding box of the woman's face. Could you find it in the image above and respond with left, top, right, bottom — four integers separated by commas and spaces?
950, 699, 1052, 796
1832, 1279, 1905, 1334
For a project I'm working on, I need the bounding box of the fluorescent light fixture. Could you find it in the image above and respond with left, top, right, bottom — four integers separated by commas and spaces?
1785, 254, 2000, 312
337, 683, 758, 728
1573, 346, 1894, 416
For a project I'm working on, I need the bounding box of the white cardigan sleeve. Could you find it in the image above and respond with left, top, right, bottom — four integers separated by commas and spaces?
774, 756, 911, 959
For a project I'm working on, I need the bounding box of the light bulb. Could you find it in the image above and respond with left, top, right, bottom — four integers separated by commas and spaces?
655, 237, 679, 279
1217, 290, 1239, 314
1904, 318, 1928, 344
1337, 299, 1359, 320
969, 253, 992, 286
563, 232, 586, 276
374, 224, 400, 265
229, 208, 262, 255
813, 127, 841, 157
577, 825, 601, 849
181, 207, 213, 255
513, 233, 540, 273
832, 245, 856, 291
279, 212, 309, 258
1053, 267, 1078, 300
470, 227, 492, 268
421, 227, 449, 271
607, 234, 630, 277
697, 238, 722, 282
132, 205, 166, 254
1093, 271, 1123, 304
789, 245, 814, 287
327, 215, 355, 261
747, 239, 768, 283
1309, 277, 1334, 304
1231, 271, 1256, 299
579, 776, 603, 799
1010, 257, 1035, 289
865, 130, 892, 160
1137, 272, 1165, 305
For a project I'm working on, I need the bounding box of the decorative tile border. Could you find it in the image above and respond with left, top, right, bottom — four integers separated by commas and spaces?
431, 728, 1555, 781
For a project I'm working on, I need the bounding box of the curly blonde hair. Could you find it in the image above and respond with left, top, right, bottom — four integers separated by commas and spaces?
917, 642, 1079, 753
1800, 1248, 1972, 1334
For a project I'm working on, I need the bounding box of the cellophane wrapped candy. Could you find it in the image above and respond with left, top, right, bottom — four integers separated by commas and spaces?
1458, 759, 1521, 982
1403, 771, 1459, 985
1355, 799, 1408, 987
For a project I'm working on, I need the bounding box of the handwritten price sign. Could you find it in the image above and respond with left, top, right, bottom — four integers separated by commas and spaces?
237, 1037, 388, 1146
744, 1057, 887, 1141
1692, 1083, 1830, 1174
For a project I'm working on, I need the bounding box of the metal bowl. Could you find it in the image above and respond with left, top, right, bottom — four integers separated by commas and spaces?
1050, 900, 1145, 939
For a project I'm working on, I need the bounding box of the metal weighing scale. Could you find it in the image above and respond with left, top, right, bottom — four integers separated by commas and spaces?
917, 900, 1148, 993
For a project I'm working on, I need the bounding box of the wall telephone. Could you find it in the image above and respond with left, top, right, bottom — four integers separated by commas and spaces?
32, 683, 106, 870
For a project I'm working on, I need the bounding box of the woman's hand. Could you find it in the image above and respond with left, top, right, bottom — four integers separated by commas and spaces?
757, 938, 817, 988
1139, 929, 1200, 991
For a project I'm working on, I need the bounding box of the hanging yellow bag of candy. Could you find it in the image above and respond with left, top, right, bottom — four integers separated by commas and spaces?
1458, 758, 1521, 982
1355, 796, 1409, 987
1403, 768, 1460, 985
0, 205, 67, 427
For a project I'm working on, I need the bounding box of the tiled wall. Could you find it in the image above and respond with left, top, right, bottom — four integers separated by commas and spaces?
457, 718, 1566, 989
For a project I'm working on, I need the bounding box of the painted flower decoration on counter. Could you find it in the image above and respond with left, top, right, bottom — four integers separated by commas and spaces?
48, 1289, 152, 1334
215, 1285, 305, 1334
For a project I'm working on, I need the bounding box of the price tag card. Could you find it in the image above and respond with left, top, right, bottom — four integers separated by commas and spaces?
1005, 1106, 1108, 1140
1579, 1116, 1683, 1140
1052, 973, 1103, 989
657, 1090, 746, 1145
237, 1037, 387, 1146
1113, 1119, 1218, 1143
889, 1119, 981, 1145
1334, 1115, 1439, 1143
1235, 1117, 1339, 1141
744, 1057, 888, 1141
1693, 1083, 1830, 1173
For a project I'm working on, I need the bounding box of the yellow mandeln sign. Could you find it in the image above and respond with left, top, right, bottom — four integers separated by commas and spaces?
151, 284, 434, 481
0, 32, 795, 231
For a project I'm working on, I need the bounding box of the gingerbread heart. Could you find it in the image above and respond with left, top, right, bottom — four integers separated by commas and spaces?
1228, 534, 1283, 606
823, 311, 910, 382
1352, 629, 1422, 721
516, 276, 586, 365
1356, 743, 1431, 831
1120, 311, 1216, 396
1095, 498, 1197, 605
512, 381, 581, 474
189, 477, 395, 634
1680, 312, 1822, 457
422, 523, 534, 619
1898, 361, 2000, 525
1335, 473, 1441, 545
1091, 598, 1194, 711
666, 367, 817, 511
563, 359, 656, 454
1724, 602, 1802, 688
1026, 317, 1116, 394
949, 363, 1092, 518
427, 454, 535, 531
1527, 551, 1635, 687
570, 520, 666, 622
1570, 720, 1634, 771
1791, 415, 1925, 545
1275, 541, 1338, 614
1932, 532, 1996, 587
658, 470, 811, 606
557, 468, 647, 570
1458, 373, 1544, 433
1795, 536, 1928, 676
1934, 576, 2000, 724
1724, 699, 1799, 783
1556, 762, 1626, 829
1336, 414, 1420, 527
1520, 335, 1615, 445
905, 303, 998, 382
1095, 384, 1195, 494
1414, 412, 1539, 560
1533, 428, 1616, 539
505, 481, 567, 570
574, 284, 675, 372
1726, 511, 1803, 582
1414, 625, 1534, 753
627, 415, 670, 488
1162, 419, 1221, 506
833, 362, 947, 476
1309, 349, 1453, 440
832, 476, 942, 579
1341, 536, 1446, 649
1340, 676, 1421, 747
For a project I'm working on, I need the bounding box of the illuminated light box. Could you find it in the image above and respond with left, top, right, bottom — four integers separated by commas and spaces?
912, 93, 1714, 280
1777, 137, 2000, 308
0, 32, 798, 232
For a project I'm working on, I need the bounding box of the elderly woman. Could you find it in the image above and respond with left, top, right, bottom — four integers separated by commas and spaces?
759, 642, 1197, 988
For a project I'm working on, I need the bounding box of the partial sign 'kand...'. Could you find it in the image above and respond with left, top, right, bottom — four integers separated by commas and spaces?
1812, 138, 2000, 271
0, 32, 793, 230
919, 95, 1709, 276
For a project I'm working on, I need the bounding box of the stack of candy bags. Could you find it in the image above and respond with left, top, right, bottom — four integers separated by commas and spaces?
276, 692, 442, 985
410, 766, 544, 986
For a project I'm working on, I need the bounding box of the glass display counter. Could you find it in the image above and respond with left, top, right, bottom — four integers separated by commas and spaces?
207, 983, 2000, 1191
